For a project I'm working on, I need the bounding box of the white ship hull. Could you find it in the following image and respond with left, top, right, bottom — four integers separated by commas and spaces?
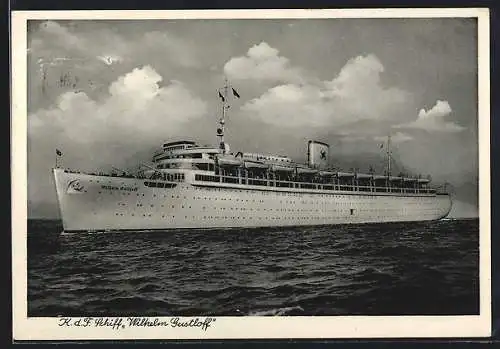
53, 168, 452, 232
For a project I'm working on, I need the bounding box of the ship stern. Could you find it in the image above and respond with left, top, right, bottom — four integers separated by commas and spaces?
438, 193, 453, 220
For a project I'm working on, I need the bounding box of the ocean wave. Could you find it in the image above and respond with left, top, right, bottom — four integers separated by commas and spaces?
247, 305, 305, 316
27, 218, 479, 316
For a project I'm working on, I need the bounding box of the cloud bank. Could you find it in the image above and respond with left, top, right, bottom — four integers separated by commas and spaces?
233, 49, 410, 130
224, 42, 304, 83
395, 100, 465, 132
29, 66, 207, 168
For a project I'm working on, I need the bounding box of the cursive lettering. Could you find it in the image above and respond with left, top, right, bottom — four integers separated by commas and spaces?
94, 317, 124, 330
127, 317, 169, 327
170, 317, 216, 331
57, 317, 216, 331
101, 185, 138, 191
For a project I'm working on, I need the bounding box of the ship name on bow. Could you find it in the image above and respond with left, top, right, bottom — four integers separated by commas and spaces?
101, 184, 138, 192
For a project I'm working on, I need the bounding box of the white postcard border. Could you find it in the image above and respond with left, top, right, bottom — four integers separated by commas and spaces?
11, 8, 491, 340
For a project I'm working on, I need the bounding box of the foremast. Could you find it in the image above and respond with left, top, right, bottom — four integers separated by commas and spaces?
216, 77, 240, 155
386, 133, 392, 177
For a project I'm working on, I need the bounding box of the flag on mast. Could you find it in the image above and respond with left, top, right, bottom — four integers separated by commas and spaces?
55, 148, 63, 168
218, 91, 225, 102
232, 88, 240, 98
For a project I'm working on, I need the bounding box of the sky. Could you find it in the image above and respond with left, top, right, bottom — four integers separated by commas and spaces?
26, 18, 480, 218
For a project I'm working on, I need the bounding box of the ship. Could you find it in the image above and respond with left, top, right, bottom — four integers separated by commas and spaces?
53, 80, 452, 232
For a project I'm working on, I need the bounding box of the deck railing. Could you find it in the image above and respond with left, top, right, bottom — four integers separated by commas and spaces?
194, 174, 437, 194
62, 169, 441, 195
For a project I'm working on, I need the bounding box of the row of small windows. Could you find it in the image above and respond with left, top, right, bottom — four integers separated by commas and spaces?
101, 196, 436, 211
94, 181, 434, 201
193, 176, 434, 192
99, 193, 435, 208
156, 152, 203, 161
91, 179, 428, 197
243, 154, 292, 163
111, 213, 437, 220
163, 145, 186, 150
115, 204, 439, 215
98, 187, 435, 206
148, 173, 185, 182
158, 163, 214, 171
193, 185, 435, 199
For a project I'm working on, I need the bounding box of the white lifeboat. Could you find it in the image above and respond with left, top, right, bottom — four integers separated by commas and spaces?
356, 173, 372, 179
270, 164, 295, 172
336, 171, 355, 177
319, 170, 336, 177
217, 155, 243, 167
296, 166, 318, 175
244, 160, 268, 169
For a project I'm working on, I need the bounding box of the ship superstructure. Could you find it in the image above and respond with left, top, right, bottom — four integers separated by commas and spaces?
53, 80, 452, 232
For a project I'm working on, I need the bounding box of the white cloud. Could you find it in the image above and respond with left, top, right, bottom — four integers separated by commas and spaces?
239, 51, 410, 130
395, 100, 465, 132
241, 84, 329, 128
29, 66, 207, 168
421, 100, 452, 118
224, 42, 304, 83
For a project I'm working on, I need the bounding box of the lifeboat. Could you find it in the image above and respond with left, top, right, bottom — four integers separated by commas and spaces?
244, 160, 268, 169
389, 176, 403, 181
296, 166, 318, 175
355, 173, 372, 179
270, 164, 295, 172
319, 170, 336, 177
217, 155, 243, 167
336, 171, 355, 177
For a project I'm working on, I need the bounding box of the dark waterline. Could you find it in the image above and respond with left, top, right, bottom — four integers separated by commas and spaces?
27, 218, 479, 317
